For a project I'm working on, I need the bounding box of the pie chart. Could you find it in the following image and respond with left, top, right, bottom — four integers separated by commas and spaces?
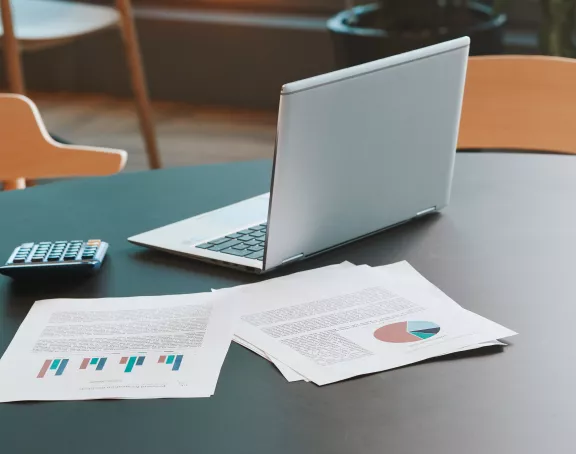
374, 321, 440, 343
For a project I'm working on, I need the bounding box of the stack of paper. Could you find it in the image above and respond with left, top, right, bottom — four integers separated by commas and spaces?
221, 261, 516, 385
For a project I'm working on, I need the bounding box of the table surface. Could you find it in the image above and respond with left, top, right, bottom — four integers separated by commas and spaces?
1, 153, 575, 454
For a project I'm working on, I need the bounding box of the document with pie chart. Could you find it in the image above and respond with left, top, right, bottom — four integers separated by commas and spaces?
234, 262, 518, 386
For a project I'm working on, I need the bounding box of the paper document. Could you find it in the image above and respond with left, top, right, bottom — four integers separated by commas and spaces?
234, 264, 516, 385
0, 293, 238, 402
214, 263, 357, 383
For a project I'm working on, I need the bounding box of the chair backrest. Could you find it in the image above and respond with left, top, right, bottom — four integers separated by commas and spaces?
458, 55, 576, 154
0, 94, 127, 190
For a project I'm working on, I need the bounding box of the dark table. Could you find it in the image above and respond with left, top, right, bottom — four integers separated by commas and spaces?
1, 153, 575, 454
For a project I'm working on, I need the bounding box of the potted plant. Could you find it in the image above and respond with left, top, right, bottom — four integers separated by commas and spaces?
328, 0, 508, 69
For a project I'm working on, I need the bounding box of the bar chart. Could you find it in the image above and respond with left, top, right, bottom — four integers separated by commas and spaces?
158, 354, 183, 371
119, 356, 146, 373
79, 357, 107, 371
37, 358, 69, 378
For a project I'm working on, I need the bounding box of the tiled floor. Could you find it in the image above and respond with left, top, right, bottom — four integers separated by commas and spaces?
35, 93, 278, 172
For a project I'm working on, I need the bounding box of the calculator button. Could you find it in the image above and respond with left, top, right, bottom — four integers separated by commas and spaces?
63, 255, 76, 261
31, 257, 45, 262
12, 258, 26, 263
87, 239, 101, 245
47, 256, 60, 262
20, 243, 35, 248
54, 241, 67, 245
38, 242, 52, 246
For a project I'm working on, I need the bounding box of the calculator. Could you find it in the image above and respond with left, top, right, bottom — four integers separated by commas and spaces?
0, 240, 108, 279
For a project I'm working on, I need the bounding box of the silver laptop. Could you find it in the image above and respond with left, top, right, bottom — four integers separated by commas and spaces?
129, 37, 470, 274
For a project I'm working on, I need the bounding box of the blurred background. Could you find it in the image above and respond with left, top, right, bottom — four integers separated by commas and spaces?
2, 0, 570, 171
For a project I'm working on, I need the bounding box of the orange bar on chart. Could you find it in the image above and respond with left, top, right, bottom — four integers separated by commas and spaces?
37, 359, 51, 378
80, 358, 90, 370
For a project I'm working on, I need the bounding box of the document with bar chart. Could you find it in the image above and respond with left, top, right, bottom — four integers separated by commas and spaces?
0, 292, 240, 402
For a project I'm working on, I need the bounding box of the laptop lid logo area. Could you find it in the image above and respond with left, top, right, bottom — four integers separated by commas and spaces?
263, 37, 469, 271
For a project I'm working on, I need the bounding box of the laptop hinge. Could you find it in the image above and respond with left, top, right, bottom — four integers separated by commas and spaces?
416, 206, 437, 217
282, 253, 305, 264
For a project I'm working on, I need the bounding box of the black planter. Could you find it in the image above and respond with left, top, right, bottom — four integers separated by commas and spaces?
327, 2, 507, 69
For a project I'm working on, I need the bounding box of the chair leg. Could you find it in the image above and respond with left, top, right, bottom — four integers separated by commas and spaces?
3, 178, 26, 190
116, 0, 161, 169
0, 0, 25, 94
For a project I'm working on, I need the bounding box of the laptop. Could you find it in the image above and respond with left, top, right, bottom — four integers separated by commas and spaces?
129, 37, 470, 274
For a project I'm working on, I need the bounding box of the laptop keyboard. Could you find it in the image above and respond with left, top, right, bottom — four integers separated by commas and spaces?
195, 223, 267, 261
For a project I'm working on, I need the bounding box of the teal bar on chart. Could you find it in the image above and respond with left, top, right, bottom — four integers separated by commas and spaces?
55, 359, 69, 376
90, 358, 98, 365
125, 356, 137, 373
50, 359, 61, 370
167, 355, 175, 365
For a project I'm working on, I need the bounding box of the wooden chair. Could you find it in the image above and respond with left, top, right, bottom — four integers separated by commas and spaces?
0, 94, 127, 190
458, 55, 576, 154
0, 0, 161, 168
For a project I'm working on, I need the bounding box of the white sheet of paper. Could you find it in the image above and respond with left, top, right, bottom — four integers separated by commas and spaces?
210, 265, 358, 383
235, 265, 517, 385
0, 292, 239, 402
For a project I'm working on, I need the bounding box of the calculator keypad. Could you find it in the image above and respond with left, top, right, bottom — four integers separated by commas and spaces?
5, 240, 107, 265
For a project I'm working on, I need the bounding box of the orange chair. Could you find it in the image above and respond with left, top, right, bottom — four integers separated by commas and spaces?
0, 0, 161, 169
0, 94, 127, 191
458, 55, 576, 154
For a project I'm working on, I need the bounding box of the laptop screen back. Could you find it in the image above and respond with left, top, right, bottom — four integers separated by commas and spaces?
264, 37, 470, 271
